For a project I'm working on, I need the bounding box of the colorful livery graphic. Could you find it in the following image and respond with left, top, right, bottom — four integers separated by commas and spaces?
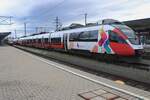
97, 27, 113, 54
13, 19, 143, 57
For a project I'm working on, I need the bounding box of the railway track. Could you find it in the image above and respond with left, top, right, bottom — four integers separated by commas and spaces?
14, 45, 150, 92
112, 60, 150, 71
67, 51, 150, 71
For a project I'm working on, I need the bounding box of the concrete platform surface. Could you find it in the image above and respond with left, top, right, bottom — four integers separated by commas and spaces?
0, 46, 149, 100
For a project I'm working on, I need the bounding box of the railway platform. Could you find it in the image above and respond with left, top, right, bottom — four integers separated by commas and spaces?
144, 45, 150, 53
0, 46, 150, 100
143, 45, 150, 59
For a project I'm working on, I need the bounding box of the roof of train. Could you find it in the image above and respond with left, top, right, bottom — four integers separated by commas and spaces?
20, 33, 50, 40
18, 19, 126, 40
18, 25, 106, 40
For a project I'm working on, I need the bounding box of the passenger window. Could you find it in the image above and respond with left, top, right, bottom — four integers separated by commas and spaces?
109, 31, 126, 44
69, 33, 80, 41
79, 31, 90, 40
69, 30, 98, 42
51, 37, 61, 43
89, 30, 98, 41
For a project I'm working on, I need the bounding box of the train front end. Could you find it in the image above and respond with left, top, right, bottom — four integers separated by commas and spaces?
111, 23, 143, 56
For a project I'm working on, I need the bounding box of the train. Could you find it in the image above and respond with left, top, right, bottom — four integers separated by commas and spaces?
12, 19, 143, 58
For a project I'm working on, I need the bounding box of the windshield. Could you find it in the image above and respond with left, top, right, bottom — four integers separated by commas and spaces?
112, 24, 140, 45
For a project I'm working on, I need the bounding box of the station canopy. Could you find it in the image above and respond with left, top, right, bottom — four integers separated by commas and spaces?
124, 18, 150, 32
0, 32, 11, 44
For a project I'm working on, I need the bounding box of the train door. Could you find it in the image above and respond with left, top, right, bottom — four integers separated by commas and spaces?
36, 38, 38, 48
49, 33, 51, 49
42, 36, 44, 48
63, 33, 68, 51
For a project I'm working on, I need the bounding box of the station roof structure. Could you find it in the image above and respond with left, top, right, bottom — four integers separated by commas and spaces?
124, 18, 150, 32
0, 32, 11, 44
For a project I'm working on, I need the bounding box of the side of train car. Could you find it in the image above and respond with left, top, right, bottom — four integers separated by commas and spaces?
14, 22, 143, 56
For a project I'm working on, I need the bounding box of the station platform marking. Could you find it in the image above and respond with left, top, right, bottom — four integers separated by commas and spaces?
78, 88, 126, 100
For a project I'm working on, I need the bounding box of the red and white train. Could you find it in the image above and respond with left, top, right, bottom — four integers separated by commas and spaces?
13, 19, 143, 57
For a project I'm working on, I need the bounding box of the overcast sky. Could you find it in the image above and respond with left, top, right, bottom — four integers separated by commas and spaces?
0, 0, 150, 37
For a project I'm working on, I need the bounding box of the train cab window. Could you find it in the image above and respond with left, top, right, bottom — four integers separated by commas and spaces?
109, 31, 126, 44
